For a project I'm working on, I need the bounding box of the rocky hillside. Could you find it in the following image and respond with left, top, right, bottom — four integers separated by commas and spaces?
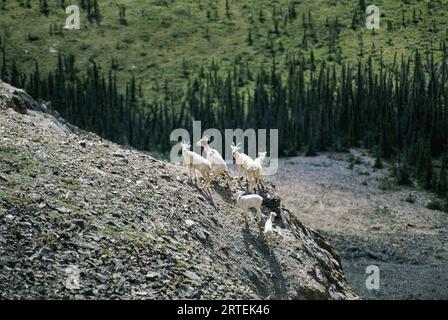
0, 81, 356, 300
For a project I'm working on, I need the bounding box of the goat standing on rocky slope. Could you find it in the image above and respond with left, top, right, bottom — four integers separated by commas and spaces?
231, 143, 255, 185
235, 191, 263, 223
181, 142, 212, 190
264, 212, 277, 247
247, 152, 267, 191
196, 136, 233, 189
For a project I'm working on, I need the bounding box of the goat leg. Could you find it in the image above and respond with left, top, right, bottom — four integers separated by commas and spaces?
256, 208, 262, 223
204, 173, 211, 190
188, 164, 194, 181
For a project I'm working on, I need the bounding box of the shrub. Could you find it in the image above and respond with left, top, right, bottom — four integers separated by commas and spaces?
404, 193, 416, 204
373, 154, 383, 169
347, 153, 355, 163
354, 156, 362, 165
379, 178, 401, 191
304, 143, 317, 157
427, 199, 448, 212
395, 163, 412, 186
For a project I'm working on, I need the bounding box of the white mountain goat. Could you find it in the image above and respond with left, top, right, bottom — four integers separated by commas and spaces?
230, 143, 255, 181
264, 212, 277, 247
196, 136, 232, 187
235, 191, 263, 222
247, 152, 267, 190
181, 142, 212, 189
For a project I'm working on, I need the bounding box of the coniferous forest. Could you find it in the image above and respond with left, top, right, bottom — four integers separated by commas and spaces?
0, 0, 447, 205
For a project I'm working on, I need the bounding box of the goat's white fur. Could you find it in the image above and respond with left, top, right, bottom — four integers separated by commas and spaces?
196, 136, 232, 184
247, 152, 267, 190
236, 191, 263, 222
264, 212, 277, 246
230, 143, 255, 180
181, 142, 212, 189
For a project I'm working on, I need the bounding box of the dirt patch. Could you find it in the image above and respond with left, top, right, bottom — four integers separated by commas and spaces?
269, 151, 448, 299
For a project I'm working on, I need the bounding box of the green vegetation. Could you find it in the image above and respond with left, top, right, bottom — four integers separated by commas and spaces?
374, 206, 394, 222
347, 153, 362, 168
2, 0, 448, 93
404, 193, 416, 204
0, 144, 17, 156
373, 148, 383, 169
1, 0, 448, 205
379, 177, 401, 192
427, 199, 448, 212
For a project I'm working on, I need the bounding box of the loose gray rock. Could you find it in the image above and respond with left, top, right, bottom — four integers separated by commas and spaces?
0, 82, 357, 300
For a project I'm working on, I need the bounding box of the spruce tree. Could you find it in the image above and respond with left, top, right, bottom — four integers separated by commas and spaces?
437, 154, 448, 197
